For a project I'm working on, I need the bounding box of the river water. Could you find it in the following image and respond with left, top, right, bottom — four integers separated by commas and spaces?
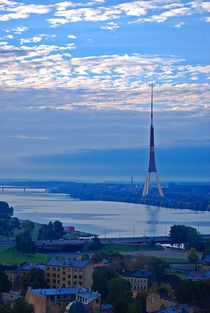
0, 189, 210, 237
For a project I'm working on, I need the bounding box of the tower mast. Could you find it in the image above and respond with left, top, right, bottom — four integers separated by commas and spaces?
142, 84, 164, 197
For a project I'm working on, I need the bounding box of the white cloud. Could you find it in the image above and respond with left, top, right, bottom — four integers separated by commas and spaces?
20, 36, 43, 44
101, 21, 119, 31
0, 3, 52, 22
67, 34, 77, 39
174, 21, 185, 28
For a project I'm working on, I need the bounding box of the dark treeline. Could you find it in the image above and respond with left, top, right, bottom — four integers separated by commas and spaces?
50, 182, 210, 211
1, 181, 210, 211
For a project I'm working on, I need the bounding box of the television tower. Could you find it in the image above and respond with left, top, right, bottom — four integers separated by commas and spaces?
143, 83, 164, 197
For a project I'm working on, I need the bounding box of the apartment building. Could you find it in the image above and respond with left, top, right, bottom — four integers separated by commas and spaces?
45, 258, 93, 289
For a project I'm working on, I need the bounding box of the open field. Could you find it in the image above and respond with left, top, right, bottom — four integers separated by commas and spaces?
0, 248, 51, 264
100, 243, 163, 253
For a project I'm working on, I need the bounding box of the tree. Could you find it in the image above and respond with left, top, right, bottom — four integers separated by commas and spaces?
87, 236, 102, 251
92, 267, 118, 301
175, 280, 210, 305
0, 305, 9, 313
148, 257, 167, 280
0, 271, 11, 292
0, 201, 13, 218
15, 231, 36, 254
169, 225, 199, 247
188, 247, 199, 264
107, 277, 132, 313
21, 220, 34, 233
128, 300, 144, 313
38, 220, 64, 240
11, 298, 34, 313
20, 269, 47, 295
53, 220, 64, 239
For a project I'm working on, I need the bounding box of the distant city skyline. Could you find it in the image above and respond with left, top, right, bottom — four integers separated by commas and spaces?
0, 0, 209, 181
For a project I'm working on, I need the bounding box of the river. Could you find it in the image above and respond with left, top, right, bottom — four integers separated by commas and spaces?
0, 189, 210, 237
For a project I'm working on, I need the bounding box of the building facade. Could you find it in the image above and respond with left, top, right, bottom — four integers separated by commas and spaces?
122, 270, 152, 296
45, 258, 93, 289
25, 287, 100, 313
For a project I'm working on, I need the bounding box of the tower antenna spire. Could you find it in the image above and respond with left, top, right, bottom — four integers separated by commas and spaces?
151, 82, 153, 126
142, 83, 164, 197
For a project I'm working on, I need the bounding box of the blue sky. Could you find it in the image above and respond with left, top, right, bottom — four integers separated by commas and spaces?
0, 0, 209, 181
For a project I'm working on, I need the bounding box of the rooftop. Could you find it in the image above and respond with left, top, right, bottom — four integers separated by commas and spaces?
122, 270, 152, 279
202, 254, 210, 264
101, 304, 113, 311
21, 263, 45, 271
188, 270, 210, 280
152, 304, 189, 313
31, 287, 98, 302
47, 258, 90, 268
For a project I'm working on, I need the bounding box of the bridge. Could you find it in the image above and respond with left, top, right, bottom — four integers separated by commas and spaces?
0, 186, 46, 193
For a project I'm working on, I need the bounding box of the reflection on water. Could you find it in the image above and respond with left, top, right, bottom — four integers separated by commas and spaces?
0, 190, 209, 237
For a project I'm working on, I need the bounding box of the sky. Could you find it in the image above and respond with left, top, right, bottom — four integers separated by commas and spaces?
0, 0, 209, 182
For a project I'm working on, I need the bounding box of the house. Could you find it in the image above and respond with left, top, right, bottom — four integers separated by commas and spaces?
45, 258, 93, 289
122, 270, 152, 295
151, 304, 190, 313
0, 290, 20, 307
0, 264, 20, 289
202, 254, 210, 266
25, 287, 100, 313
100, 304, 113, 313
187, 269, 210, 280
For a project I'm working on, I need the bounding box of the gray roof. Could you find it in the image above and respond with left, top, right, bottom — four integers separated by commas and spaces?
152, 305, 189, 313
32, 287, 98, 302
21, 263, 46, 271
122, 270, 152, 279
47, 258, 90, 268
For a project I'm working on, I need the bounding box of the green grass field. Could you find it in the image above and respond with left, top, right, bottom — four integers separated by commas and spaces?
100, 243, 163, 253
0, 248, 51, 264
162, 257, 189, 264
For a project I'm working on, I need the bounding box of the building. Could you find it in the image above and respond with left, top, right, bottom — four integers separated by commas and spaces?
122, 270, 152, 295
45, 258, 93, 289
0, 291, 20, 307
151, 304, 190, 313
187, 269, 210, 280
25, 287, 100, 313
146, 293, 177, 313
20, 262, 46, 275
0, 264, 20, 289
100, 304, 113, 313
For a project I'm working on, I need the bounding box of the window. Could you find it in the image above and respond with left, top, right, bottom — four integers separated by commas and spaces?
47, 273, 50, 277
79, 275, 82, 279
68, 275, 71, 278
63, 277, 66, 281
74, 275, 77, 279
57, 280, 60, 284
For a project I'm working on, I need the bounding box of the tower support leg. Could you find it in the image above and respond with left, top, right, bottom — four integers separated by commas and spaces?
155, 172, 164, 197
143, 172, 150, 196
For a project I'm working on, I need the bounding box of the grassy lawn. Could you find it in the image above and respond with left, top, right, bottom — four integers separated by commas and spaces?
100, 243, 163, 253
0, 248, 51, 264
163, 257, 189, 264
